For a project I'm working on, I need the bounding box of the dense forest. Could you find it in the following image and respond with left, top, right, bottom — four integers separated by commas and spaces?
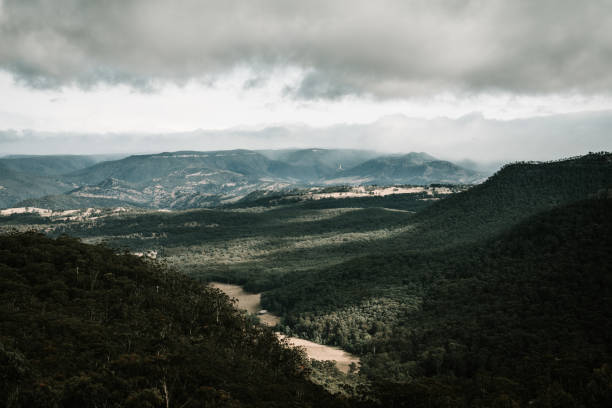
258, 154, 612, 406
406, 152, 612, 248
0, 233, 355, 407
265, 198, 612, 406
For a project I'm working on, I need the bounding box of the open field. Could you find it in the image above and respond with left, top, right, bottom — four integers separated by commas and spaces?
211, 282, 359, 373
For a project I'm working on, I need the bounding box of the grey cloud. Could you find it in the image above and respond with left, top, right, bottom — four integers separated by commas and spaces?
1, 0, 612, 98
284, 70, 356, 100
2, 111, 611, 163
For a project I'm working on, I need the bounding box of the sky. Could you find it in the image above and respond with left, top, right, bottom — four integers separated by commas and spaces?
1, 0, 611, 160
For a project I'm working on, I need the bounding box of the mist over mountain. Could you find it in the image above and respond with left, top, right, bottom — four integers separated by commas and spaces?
2, 111, 611, 163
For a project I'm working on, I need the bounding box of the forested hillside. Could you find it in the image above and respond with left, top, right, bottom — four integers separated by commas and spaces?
408, 152, 612, 247
0, 233, 352, 408
265, 198, 612, 406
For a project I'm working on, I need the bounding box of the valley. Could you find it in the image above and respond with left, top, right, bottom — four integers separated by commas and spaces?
4, 3, 611, 406
1, 151, 611, 406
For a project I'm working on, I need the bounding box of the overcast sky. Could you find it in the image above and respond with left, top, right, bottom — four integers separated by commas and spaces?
1, 0, 611, 159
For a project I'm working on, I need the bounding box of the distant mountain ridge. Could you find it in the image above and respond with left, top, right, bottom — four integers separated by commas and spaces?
338, 152, 481, 185
260, 148, 380, 180
3, 148, 486, 209
65, 150, 291, 185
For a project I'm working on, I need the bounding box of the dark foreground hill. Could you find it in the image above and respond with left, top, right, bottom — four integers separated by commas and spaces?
0, 233, 350, 408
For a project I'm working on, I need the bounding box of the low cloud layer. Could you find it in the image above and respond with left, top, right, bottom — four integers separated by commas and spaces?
1, 0, 611, 98
2, 111, 611, 164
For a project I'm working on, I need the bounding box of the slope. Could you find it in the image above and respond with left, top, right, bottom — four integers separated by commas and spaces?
0, 232, 351, 408
264, 153, 612, 317
408, 151, 612, 247
34, 150, 298, 209
266, 198, 612, 406
65, 150, 291, 185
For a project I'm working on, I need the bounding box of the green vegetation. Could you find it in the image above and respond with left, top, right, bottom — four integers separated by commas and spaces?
225, 185, 460, 212
266, 198, 612, 406
1, 152, 611, 406
17, 203, 415, 293
17, 194, 146, 211
408, 152, 612, 248
0, 232, 353, 407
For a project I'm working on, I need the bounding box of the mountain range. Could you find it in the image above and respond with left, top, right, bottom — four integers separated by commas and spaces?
1, 149, 484, 209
